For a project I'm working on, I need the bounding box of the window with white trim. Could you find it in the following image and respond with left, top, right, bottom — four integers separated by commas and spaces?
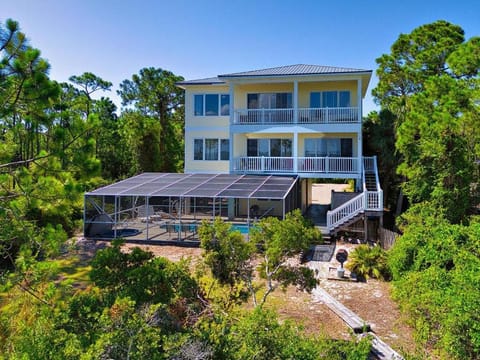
194, 94, 230, 116
194, 138, 230, 160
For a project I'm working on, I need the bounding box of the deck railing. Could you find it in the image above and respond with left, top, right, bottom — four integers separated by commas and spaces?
327, 193, 365, 229
233, 156, 359, 174
233, 107, 359, 125
297, 157, 358, 173
233, 157, 294, 172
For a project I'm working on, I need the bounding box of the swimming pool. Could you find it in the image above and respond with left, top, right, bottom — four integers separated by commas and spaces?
230, 223, 256, 234
100, 228, 142, 238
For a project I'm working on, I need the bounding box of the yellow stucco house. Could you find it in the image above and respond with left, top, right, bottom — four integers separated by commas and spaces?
84, 65, 382, 242
177, 64, 382, 234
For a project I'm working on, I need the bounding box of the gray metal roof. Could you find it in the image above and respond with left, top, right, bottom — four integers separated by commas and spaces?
176, 64, 372, 86
176, 77, 226, 86
218, 64, 371, 78
86, 173, 297, 200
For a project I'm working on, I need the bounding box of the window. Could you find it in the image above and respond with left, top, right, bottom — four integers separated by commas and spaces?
194, 139, 204, 160
220, 139, 230, 160
304, 138, 352, 157
247, 93, 293, 109
309, 91, 351, 108
194, 95, 203, 116
247, 138, 292, 157
205, 95, 219, 116
220, 95, 230, 116
194, 94, 230, 116
205, 139, 218, 160
193, 138, 229, 160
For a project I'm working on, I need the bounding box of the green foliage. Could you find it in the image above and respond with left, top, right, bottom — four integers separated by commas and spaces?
389, 207, 480, 358
373, 20, 465, 118
363, 109, 401, 211
200, 211, 319, 308
373, 20, 480, 223
81, 298, 165, 360
90, 240, 200, 307
195, 308, 371, 360
199, 218, 255, 305
346, 245, 390, 281
118, 67, 185, 172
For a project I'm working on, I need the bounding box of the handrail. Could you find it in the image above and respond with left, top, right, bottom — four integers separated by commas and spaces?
372, 156, 382, 192
326, 156, 383, 233
327, 192, 365, 230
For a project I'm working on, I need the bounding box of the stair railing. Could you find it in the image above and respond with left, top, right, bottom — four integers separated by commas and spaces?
326, 192, 365, 230
363, 156, 383, 211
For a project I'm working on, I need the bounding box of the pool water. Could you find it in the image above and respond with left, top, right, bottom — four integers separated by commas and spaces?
160, 222, 255, 234
230, 224, 256, 234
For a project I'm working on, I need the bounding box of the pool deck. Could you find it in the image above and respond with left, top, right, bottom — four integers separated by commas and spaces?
87, 216, 254, 244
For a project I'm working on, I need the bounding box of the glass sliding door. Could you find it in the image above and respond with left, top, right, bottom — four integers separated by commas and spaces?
246, 138, 292, 157
247, 93, 293, 109
304, 138, 352, 157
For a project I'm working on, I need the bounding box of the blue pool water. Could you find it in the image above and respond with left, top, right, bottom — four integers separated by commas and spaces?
230, 224, 255, 234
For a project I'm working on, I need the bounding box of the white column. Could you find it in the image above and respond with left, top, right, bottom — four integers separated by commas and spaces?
229, 83, 234, 173
357, 78, 363, 183
293, 132, 298, 173
293, 80, 299, 173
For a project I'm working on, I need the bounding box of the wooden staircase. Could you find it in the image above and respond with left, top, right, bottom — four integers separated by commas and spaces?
326, 157, 383, 236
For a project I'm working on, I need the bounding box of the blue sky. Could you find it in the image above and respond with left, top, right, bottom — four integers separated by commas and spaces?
3, 0, 480, 114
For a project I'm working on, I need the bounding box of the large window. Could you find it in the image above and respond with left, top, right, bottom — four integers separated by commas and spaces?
304, 138, 352, 157
194, 94, 230, 116
247, 93, 292, 109
194, 138, 229, 160
309, 91, 350, 108
247, 138, 292, 157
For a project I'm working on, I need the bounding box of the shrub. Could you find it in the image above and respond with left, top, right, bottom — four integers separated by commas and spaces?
346, 245, 390, 281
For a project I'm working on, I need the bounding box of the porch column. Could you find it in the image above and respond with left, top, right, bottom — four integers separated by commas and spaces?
357, 78, 363, 185
293, 132, 298, 173
229, 83, 235, 173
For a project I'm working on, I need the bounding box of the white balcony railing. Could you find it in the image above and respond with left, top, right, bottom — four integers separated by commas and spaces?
233, 107, 359, 125
233, 156, 359, 174
234, 157, 294, 172
297, 157, 358, 173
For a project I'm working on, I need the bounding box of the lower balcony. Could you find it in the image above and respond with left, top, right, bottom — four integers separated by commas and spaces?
233, 156, 360, 175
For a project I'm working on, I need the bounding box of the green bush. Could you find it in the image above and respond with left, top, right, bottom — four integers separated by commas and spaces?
346, 245, 390, 281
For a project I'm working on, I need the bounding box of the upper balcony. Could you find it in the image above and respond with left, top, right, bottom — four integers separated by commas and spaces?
232, 107, 360, 126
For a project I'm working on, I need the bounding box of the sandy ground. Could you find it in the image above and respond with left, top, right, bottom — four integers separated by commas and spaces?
311, 183, 351, 204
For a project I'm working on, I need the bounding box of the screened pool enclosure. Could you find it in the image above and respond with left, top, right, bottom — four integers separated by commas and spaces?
84, 173, 299, 243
